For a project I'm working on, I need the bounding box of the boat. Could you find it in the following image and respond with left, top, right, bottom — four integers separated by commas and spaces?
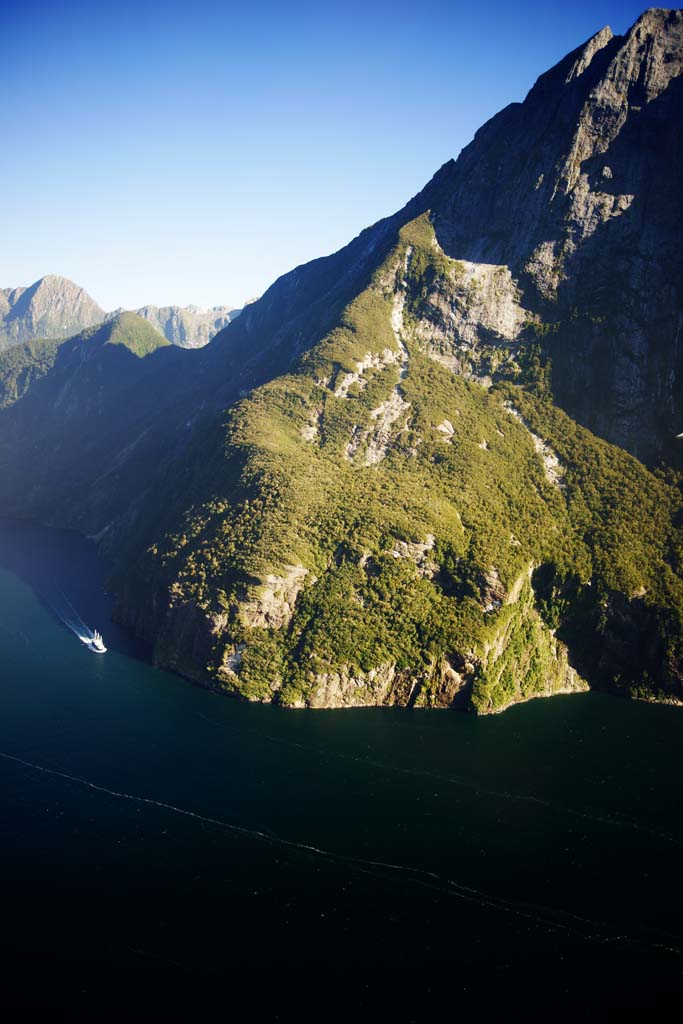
89, 630, 107, 654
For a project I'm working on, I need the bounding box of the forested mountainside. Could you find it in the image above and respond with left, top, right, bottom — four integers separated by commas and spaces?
0, 274, 238, 350
1, 9, 681, 712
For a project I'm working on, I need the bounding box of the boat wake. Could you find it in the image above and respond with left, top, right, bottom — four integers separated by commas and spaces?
49, 592, 106, 651
1, 747, 682, 961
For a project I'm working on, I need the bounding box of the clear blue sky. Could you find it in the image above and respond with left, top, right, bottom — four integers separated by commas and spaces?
1, 0, 650, 310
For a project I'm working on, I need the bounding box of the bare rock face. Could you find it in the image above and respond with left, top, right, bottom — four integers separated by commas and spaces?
0, 275, 104, 349
305, 664, 400, 709
239, 565, 310, 629
424, 8, 683, 463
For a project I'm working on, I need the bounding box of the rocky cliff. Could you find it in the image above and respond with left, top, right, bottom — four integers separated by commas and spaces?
427, 8, 683, 464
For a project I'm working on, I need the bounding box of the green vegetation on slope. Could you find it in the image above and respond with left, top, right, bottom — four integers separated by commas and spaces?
0, 337, 61, 409
0, 314, 171, 409
87, 312, 171, 357
128, 215, 683, 711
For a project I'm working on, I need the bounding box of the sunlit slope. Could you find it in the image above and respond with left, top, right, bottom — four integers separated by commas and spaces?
122, 217, 683, 711
1, 11, 682, 712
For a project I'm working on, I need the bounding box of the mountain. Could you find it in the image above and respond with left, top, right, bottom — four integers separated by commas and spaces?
0, 313, 185, 533
0, 274, 241, 350
0, 311, 170, 410
0, 275, 104, 349
1, 9, 682, 714
429, 8, 683, 466
107, 303, 241, 348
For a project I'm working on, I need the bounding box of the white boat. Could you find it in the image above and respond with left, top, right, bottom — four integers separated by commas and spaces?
89, 630, 107, 653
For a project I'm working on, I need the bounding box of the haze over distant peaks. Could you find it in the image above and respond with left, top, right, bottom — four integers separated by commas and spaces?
0, 274, 243, 350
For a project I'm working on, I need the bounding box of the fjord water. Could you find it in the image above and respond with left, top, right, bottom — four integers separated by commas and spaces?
0, 520, 682, 1005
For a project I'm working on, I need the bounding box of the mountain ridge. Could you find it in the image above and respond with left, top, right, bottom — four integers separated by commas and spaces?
208, 8, 683, 463
1, 8, 682, 713
0, 273, 242, 350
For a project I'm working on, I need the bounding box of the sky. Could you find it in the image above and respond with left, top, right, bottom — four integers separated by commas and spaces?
1, 0, 650, 311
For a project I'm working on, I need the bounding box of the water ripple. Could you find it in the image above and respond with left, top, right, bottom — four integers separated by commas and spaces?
1, 748, 681, 961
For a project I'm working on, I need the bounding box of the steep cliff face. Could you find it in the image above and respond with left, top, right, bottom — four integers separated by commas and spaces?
423, 9, 683, 462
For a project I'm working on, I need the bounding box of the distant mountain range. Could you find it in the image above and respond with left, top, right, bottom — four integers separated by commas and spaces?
0, 274, 242, 350
1, 9, 682, 714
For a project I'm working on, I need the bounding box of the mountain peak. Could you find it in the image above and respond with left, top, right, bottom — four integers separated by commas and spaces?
36, 272, 81, 287
19, 273, 102, 308
1, 276, 241, 351
620, 7, 683, 102
86, 311, 171, 358
564, 25, 614, 84
633, 6, 682, 30
0, 274, 104, 349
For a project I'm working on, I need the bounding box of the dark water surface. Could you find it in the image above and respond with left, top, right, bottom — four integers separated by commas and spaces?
0, 520, 681, 1010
